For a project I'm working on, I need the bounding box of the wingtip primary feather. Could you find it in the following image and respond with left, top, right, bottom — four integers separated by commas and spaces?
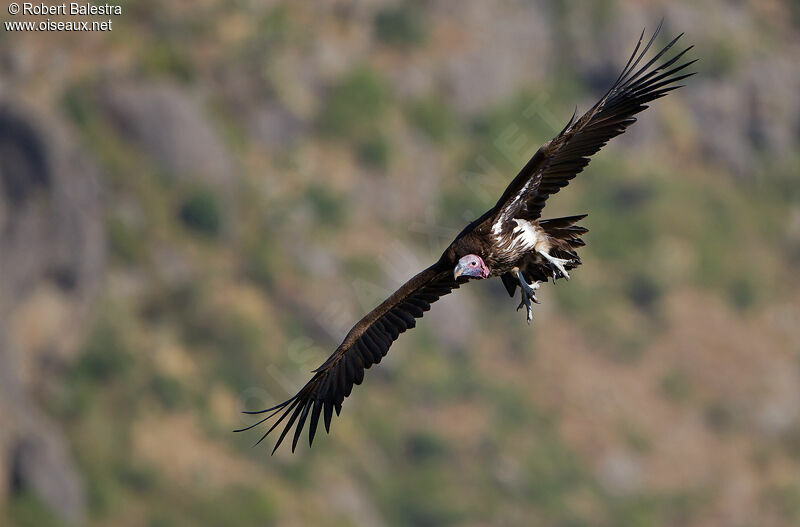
269, 401, 305, 454
615, 27, 647, 85
291, 400, 312, 453
241, 396, 295, 415
607, 21, 670, 103
233, 404, 286, 433
505, 21, 693, 222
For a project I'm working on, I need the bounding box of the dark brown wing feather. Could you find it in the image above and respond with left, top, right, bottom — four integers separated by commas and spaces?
235, 263, 466, 453
492, 22, 695, 222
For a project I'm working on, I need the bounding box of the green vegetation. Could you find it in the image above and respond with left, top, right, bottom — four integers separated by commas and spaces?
138, 40, 195, 82
304, 183, 347, 227
374, 6, 426, 48
108, 216, 145, 265
151, 374, 185, 411
73, 316, 133, 386
317, 67, 389, 141
763, 482, 800, 522
245, 239, 277, 290
357, 133, 392, 170
178, 187, 223, 237
408, 95, 458, 143
700, 37, 740, 78
256, 6, 292, 48
660, 368, 693, 403
179, 487, 278, 527
626, 272, 663, 315
4, 493, 65, 527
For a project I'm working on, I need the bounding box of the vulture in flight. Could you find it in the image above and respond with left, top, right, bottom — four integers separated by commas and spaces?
237, 23, 695, 452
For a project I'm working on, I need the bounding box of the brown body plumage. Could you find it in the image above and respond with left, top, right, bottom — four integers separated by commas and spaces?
237, 23, 695, 453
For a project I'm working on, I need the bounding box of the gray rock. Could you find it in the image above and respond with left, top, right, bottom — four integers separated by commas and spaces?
745, 55, 800, 160
100, 82, 235, 188
432, 0, 554, 113
0, 101, 105, 524
596, 449, 642, 496
688, 79, 755, 177
9, 428, 86, 524
248, 102, 306, 150
0, 102, 104, 315
687, 50, 800, 179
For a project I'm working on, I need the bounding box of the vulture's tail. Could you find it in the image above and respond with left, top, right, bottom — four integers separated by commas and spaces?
501, 214, 589, 297
540, 214, 589, 257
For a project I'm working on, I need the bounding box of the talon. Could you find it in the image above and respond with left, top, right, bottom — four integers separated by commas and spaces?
516, 270, 540, 324
539, 250, 571, 281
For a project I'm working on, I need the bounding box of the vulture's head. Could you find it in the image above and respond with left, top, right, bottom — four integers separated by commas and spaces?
453, 254, 490, 280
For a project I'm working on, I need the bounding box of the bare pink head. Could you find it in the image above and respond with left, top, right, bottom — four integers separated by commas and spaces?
453, 254, 490, 279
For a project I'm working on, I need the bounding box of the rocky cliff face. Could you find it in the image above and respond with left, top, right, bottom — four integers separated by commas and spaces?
0, 102, 105, 524
0, 1, 798, 526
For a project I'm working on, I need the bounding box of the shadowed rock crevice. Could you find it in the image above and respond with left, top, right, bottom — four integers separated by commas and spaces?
0, 107, 50, 206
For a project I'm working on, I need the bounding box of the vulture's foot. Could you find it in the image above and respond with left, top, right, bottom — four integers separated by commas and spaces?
538, 250, 573, 281
515, 271, 541, 324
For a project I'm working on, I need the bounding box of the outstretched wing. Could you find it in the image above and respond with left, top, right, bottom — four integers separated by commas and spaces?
236, 263, 465, 453
492, 22, 695, 222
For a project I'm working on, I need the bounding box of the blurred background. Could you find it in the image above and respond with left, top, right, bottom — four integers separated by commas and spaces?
1, 1, 799, 526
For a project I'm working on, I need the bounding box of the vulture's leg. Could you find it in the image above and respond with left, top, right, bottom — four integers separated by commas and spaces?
538, 250, 572, 281
515, 270, 541, 324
